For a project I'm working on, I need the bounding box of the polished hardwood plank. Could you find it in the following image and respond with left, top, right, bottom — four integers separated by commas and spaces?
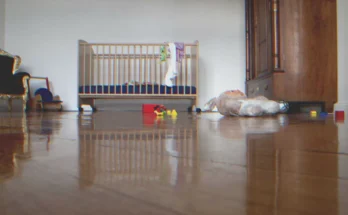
0, 111, 347, 215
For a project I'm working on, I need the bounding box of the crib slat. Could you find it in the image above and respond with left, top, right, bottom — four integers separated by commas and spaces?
163, 60, 165, 95
139, 46, 143, 94
191, 47, 193, 97
128, 45, 130, 94
109, 46, 111, 94
182, 46, 184, 93
152, 46, 155, 95
185, 46, 188, 95
175, 45, 178, 95
176, 47, 179, 95
136, 45, 139, 94
103, 45, 105, 94
159, 57, 161, 92
145, 45, 148, 95
117, 46, 120, 91
89, 45, 92, 95
122, 46, 124, 95
114, 45, 117, 94
82, 45, 85, 94
96, 46, 100, 94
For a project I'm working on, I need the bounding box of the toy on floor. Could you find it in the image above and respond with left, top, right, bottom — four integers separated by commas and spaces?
171, 110, 178, 116
214, 90, 289, 117
310, 110, 317, 117
154, 105, 167, 116
187, 106, 202, 113
320, 112, 328, 117
153, 104, 178, 117
34, 88, 63, 111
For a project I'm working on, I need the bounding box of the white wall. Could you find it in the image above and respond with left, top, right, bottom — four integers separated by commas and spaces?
0, 0, 5, 48
336, 2, 348, 209
335, 0, 348, 115
337, 3, 348, 214
4, 0, 245, 111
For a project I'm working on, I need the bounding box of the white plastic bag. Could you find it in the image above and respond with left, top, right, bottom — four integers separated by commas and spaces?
203, 97, 217, 112
215, 90, 282, 117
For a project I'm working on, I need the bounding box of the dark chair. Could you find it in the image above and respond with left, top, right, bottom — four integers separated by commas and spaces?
0, 49, 30, 111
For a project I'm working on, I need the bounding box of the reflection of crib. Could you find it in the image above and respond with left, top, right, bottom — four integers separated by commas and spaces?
78, 128, 200, 188
78, 40, 199, 112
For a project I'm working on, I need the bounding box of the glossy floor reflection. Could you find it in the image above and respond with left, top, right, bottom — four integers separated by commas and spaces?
0, 111, 347, 215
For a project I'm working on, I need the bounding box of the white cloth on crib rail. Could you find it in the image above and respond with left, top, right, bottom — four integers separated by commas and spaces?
165, 42, 178, 87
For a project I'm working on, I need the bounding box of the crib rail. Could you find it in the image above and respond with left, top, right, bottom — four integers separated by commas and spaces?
78, 41, 199, 100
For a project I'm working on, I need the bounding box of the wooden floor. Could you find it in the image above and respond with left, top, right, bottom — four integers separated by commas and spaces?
0, 111, 347, 215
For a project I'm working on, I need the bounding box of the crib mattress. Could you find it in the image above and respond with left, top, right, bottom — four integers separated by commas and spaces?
79, 84, 197, 95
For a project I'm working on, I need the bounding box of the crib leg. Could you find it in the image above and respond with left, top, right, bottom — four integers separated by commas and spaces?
89, 99, 97, 112
194, 98, 202, 113
79, 98, 97, 112
188, 98, 201, 113
78, 98, 83, 112
188, 98, 195, 112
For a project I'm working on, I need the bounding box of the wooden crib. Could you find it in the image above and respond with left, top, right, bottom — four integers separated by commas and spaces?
78, 40, 199, 112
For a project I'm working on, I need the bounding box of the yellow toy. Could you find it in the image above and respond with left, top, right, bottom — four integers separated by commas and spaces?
171, 109, 178, 116
154, 110, 164, 116
310, 110, 317, 117
153, 105, 178, 117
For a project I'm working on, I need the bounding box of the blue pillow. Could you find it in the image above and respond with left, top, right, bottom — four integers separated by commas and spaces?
34, 88, 53, 102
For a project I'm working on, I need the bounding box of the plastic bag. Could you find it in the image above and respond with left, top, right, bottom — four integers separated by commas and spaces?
203, 97, 217, 112
215, 90, 285, 117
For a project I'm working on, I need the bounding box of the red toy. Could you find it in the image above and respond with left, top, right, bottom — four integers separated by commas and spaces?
142, 104, 157, 113
154, 105, 167, 115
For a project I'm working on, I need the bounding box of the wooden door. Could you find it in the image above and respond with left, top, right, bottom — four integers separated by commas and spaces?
246, 0, 272, 79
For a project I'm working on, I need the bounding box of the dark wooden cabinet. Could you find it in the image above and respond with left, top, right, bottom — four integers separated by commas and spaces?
247, 0, 273, 79
245, 0, 337, 112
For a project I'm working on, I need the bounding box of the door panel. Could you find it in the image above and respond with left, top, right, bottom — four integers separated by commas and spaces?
252, 0, 272, 77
